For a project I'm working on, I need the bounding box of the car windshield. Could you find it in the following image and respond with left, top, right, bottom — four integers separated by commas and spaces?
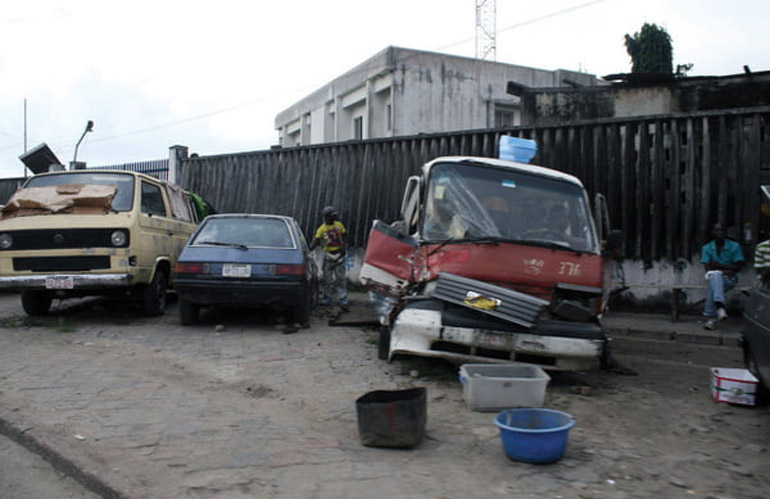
24, 172, 135, 212
421, 162, 599, 253
192, 217, 295, 249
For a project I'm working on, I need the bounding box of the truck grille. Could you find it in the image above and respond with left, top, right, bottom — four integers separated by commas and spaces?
13, 256, 111, 272
430, 272, 549, 329
1, 229, 128, 250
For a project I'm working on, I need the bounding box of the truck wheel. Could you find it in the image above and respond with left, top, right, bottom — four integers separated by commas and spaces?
378, 325, 391, 360
21, 290, 52, 316
179, 298, 198, 325
143, 269, 168, 316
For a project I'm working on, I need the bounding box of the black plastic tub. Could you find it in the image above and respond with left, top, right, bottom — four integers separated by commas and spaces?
355, 387, 427, 448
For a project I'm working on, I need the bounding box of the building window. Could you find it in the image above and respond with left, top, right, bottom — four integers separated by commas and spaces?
353, 116, 363, 140
494, 107, 516, 127
386, 104, 392, 132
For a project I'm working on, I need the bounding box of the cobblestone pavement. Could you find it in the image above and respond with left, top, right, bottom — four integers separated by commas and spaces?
0, 292, 768, 498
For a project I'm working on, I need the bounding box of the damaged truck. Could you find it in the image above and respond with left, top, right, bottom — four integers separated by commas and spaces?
360, 149, 620, 371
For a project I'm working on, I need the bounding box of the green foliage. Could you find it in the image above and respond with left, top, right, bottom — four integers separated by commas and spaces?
624, 23, 673, 74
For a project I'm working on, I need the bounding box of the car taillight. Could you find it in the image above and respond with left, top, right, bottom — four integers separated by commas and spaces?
174, 262, 208, 274
274, 264, 306, 276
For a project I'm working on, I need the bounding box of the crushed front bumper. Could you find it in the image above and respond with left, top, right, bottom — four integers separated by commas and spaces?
388, 302, 606, 371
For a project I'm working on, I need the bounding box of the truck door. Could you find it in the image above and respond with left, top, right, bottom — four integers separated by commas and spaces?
359, 220, 418, 296
359, 175, 422, 296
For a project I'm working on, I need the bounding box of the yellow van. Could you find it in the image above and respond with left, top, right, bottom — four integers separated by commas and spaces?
0, 170, 198, 316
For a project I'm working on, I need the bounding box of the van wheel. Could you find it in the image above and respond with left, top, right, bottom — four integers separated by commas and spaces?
179, 298, 198, 325
143, 269, 168, 316
378, 325, 391, 360
21, 290, 52, 316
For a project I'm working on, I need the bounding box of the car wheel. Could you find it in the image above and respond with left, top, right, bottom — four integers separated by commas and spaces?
293, 291, 312, 326
378, 325, 391, 360
21, 290, 52, 316
143, 268, 168, 316
179, 298, 198, 325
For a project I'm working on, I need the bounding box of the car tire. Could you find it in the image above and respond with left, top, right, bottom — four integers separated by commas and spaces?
378, 325, 391, 360
143, 268, 168, 316
21, 290, 52, 316
179, 298, 198, 325
293, 291, 312, 326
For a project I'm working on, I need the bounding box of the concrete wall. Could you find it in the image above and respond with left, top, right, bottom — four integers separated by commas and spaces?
275, 46, 599, 147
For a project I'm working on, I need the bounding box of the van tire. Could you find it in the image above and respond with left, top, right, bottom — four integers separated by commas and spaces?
179, 298, 198, 325
143, 269, 168, 316
378, 325, 391, 360
21, 290, 52, 316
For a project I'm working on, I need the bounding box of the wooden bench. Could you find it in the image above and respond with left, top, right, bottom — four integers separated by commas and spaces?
615, 283, 752, 322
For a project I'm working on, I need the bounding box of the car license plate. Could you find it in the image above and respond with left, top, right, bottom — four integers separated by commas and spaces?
45, 276, 74, 290
222, 264, 251, 278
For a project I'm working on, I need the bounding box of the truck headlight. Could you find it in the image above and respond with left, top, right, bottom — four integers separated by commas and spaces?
110, 230, 127, 247
0, 233, 12, 250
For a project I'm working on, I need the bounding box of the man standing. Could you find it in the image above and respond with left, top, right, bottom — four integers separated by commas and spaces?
754, 237, 770, 287
309, 206, 349, 311
701, 223, 744, 330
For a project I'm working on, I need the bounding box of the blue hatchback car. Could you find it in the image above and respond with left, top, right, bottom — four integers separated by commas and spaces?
173, 214, 318, 325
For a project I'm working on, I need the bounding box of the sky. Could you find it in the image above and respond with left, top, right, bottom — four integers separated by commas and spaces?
1, 0, 768, 178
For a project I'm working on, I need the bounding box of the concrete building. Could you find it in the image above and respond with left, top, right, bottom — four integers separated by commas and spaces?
512, 70, 770, 126
275, 46, 600, 147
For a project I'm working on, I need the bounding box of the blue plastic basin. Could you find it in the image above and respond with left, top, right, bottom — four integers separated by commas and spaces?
493, 408, 575, 464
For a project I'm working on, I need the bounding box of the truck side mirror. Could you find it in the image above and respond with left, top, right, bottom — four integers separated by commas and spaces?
400, 176, 421, 234
605, 229, 624, 259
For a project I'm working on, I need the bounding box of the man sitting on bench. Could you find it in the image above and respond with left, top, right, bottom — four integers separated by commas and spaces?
701, 223, 744, 330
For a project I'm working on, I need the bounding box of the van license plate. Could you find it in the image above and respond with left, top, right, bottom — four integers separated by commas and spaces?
45, 276, 74, 289
222, 264, 251, 278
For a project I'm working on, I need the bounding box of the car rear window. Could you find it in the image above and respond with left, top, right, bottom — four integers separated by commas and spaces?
192, 217, 295, 248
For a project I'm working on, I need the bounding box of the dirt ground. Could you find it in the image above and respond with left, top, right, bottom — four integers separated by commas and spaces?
0, 291, 768, 498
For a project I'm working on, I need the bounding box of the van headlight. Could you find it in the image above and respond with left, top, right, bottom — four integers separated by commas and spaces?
0, 233, 12, 250
110, 230, 128, 247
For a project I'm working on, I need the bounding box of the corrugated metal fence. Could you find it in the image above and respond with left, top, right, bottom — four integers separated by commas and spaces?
2, 108, 767, 263
180, 107, 770, 261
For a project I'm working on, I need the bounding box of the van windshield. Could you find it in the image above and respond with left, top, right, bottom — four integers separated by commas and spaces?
422, 162, 598, 253
24, 172, 135, 212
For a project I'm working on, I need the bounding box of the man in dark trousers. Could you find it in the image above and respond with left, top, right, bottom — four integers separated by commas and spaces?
701, 223, 744, 330
309, 206, 349, 311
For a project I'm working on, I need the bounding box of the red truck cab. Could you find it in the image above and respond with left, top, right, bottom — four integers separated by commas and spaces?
360, 156, 616, 371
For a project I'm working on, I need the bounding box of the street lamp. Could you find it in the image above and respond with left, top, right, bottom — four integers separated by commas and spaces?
71, 120, 94, 169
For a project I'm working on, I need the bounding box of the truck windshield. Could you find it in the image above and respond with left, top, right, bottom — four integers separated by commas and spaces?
24, 172, 135, 212
422, 162, 598, 253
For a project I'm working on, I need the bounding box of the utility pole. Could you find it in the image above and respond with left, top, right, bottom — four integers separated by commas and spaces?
23, 99, 27, 178
475, 0, 496, 61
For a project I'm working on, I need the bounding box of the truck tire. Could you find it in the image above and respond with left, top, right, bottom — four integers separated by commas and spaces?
378, 325, 391, 360
179, 298, 198, 325
142, 268, 168, 316
21, 290, 52, 316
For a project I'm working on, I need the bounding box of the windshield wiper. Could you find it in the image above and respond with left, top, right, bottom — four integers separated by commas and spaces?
517, 238, 576, 252
197, 240, 248, 250
426, 236, 513, 256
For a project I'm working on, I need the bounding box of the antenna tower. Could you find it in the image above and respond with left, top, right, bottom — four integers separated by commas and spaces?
475, 0, 496, 61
